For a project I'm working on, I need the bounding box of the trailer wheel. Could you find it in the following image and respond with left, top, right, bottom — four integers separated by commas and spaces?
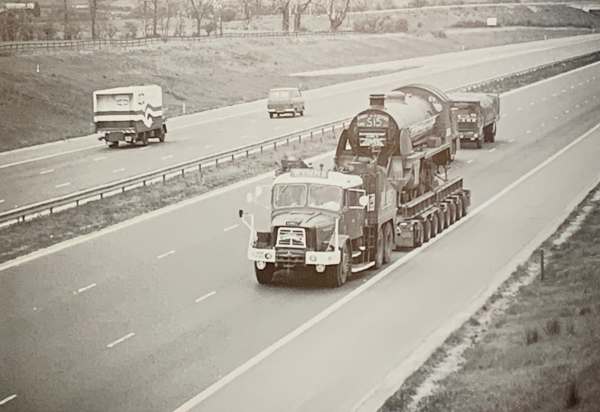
383, 223, 393, 263
438, 209, 447, 231
325, 242, 351, 288
413, 222, 423, 247
431, 215, 438, 238
375, 227, 384, 269
456, 198, 464, 220
423, 219, 431, 243
255, 263, 276, 285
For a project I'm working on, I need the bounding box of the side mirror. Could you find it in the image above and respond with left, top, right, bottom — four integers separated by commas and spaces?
238, 209, 244, 218
359, 195, 369, 207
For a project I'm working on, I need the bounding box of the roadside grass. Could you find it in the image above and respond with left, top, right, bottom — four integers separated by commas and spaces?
380, 188, 600, 412
3, 47, 600, 265
0, 26, 592, 152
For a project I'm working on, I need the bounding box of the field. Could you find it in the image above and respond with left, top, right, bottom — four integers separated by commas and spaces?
0, 26, 594, 152
382, 187, 600, 411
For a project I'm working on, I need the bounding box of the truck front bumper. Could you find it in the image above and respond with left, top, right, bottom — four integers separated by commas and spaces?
248, 247, 340, 268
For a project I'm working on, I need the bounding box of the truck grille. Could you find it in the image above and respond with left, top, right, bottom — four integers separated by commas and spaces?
276, 248, 306, 266
276, 227, 306, 248
458, 122, 477, 133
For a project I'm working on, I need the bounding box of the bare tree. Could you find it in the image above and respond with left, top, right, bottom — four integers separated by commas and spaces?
292, 0, 312, 31
152, 0, 159, 36
325, 0, 350, 31
63, 0, 70, 39
273, 0, 291, 32
189, 0, 213, 36
88, 0, 98, 39
238, 0, 252, 26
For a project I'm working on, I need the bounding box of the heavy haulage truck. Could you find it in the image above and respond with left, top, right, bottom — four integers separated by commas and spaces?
93, 85, 167, 148
240, 84, 470, 287
448, 92, 500, 148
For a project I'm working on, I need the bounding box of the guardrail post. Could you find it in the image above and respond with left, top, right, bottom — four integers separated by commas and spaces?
540, 249, 545, 281
260, 145, 263, 154
163, 174, 166, 183
199, 163, 202, 174
274, 142, 277, 151
286, 137, 290, 145
298, 134, 302, 144
331, 125, 335, 137
182, 168, 185, 177
216, 158, 219, 167
246, 150, 249, 157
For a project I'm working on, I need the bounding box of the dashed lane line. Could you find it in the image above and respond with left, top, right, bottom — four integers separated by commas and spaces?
488, 148, 497, 153
0, 144, 99, 170
466, 159, 474, 164
55, 182, 71, 189
93, 156, 107, 162
224, 224, 239, 232
508, 139, 516, 143
74, 283, 97, 295
161, 155, 174, 161
113, 168, 126, 173
195, 291, 217, 304
0, 199, 4, 204
106, 332, 135, 349
39, 169, 54, 175
0, 394, 17, 406
157, 250, 176, 260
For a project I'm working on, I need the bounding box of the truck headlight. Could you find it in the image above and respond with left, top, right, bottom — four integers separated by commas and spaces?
309, 255, 317, 263
256, 261, 267, 270
265, 252, 273, 260
316, 264, 326, 273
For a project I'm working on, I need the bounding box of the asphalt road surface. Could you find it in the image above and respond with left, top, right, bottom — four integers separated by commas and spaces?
2, 54, 600, 411
0, 34, 599, 213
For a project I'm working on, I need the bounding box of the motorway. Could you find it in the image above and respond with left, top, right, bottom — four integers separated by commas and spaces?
1, 34, 600, 213
1, 47, 600, 410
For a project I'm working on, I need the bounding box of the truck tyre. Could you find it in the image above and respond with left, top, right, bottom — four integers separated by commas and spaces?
383, 222, 393, 263
456, 198, 464, 220
423, 219, 431, 243
476, 138, 482, 149
438, 209, 447, 231
375, 227, 384, 269
325, 243, 351, 288
431, 215, 438, 238
413, 222, 423, 248
159, 126, 166, 143
269, 113, 274, 119
141, 133, 149, 146
108, 142, 119, 149
255, 263, 276, 285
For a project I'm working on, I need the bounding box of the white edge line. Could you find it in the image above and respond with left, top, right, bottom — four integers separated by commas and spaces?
2, 64, 598, 275
172, 123, 600, 411
195, 291, 216, 304
106, 332, 135, 349
0, 145, 99, 170
0, 394, 17, 406
223, 224, 239, 232
502, 59, 600, 97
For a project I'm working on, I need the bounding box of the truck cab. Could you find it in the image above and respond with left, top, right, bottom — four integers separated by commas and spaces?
242, 167, 366, 287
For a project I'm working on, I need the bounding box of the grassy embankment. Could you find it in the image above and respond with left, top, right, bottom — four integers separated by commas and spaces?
1, 50, 600, 265
381, 186, 600, 412
0, 23, 595, 151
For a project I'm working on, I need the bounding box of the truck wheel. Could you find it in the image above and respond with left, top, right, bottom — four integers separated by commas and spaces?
438, 209, 447, 231
423, 219, 431, 243
325, 243, 351, 288
375, 227, 384, 269
141, 133, 149, 146
476, 138, 482, 149
431, 215, 438, 238
456, 198, 464, 220
159, 127, 166, 143
255, 263, 275, 285
269, 113, 274, 119
108, 142, 119, 149
383, 222, 393, 263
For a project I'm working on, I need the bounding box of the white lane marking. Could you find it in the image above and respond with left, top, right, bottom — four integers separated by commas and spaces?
517, 107, 523, 111
541, 123, 545, 127
161, 155, 174, 160
564, 109, 570, 114
224, 224, 239, 232
55, 182, 71, 188
74, 283, 97, 295
0, 144, 99, 170
0, 394, 17, 406
570, 85, 575, 89
552, 93, 558, 97
584, 100, 589, 104
0, 199, 4, 204
526, 130, 532, 134
466, 159, 474, 164
488, 148, 496, 153
240, 135, 251, 140
529, 101, 535, 106
541, 97, 547, 101
561, 89, 566, 93
157, 250, 176, 259
554, 115, 559, 120
172, 121, 600, 412
39, 169, 54, 175
106, 332, 135, 349
93, 156, 107, 162
576, 104, 580, 109
113, 168, 126, 173
195, 291, 217, 304
204, 144, 214, 149
508, 139, 516, 143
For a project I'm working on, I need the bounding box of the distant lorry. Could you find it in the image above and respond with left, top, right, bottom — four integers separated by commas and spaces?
240, 84, 470, 287
448, 92, 500, 148
93, 85, 167, 148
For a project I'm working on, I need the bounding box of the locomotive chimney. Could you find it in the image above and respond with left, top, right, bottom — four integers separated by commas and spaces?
369, 94, 386, 109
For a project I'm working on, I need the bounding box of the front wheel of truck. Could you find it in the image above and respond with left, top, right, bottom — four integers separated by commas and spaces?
255, 263, 275, 285
325, 243, 351, 288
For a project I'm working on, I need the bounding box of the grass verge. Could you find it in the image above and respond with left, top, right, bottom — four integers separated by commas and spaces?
2, 49, 600, 265
379, 188, 600, 411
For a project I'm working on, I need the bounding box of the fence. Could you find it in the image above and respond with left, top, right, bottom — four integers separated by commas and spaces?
0, 30, 356, 54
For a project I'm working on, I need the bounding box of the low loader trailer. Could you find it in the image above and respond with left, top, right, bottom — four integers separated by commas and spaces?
240, 84, 470, 287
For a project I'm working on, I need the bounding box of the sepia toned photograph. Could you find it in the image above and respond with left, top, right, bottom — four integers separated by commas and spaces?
1, 0, 599, 411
